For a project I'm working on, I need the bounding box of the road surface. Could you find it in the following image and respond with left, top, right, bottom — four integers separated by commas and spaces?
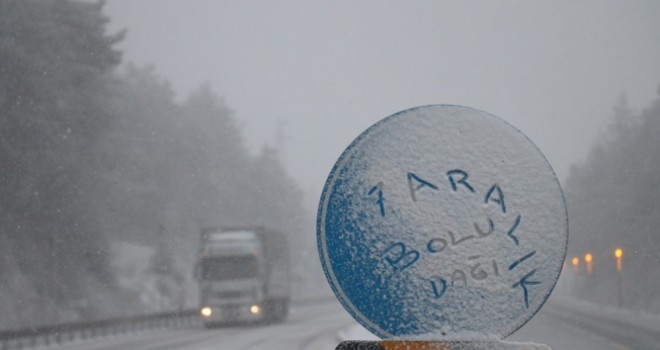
44, 299, 650, 350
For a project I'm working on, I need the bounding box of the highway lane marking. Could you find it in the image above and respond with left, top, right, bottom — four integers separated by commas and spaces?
546, 312, 632, 350
566, 324, 631, 350
297, 324, 349, 350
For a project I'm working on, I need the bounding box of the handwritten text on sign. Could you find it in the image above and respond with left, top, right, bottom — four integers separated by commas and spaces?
369, 169, 541, 309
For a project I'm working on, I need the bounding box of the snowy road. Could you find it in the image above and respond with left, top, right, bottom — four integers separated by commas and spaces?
46, 298, 653, 350
509, 307, 635, 350
46, 301, 349, 350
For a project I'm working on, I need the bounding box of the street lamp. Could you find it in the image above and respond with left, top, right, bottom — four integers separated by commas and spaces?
614, 248, 623, 271
584, 253, 593, 274
571, 256, 579, 272
614, 248, 623, 308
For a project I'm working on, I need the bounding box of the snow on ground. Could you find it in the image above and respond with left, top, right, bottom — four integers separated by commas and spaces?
337, 323, 379, 341
551, 295, 660, 330
335, 295, 656, 350
337, 323, 551, 349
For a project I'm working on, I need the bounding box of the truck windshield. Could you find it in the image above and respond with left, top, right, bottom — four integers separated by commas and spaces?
201, 255, 259, 280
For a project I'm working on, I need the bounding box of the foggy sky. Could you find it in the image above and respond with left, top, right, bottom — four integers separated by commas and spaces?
104, 1, 660, 203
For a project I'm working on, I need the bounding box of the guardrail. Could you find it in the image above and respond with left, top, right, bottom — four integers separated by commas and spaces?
0, 309, 199, 350
0, 296, 338, 350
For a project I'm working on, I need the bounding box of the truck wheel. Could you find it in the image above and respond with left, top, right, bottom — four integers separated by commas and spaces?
278, 300, 289, 321
267, 299, 289, 323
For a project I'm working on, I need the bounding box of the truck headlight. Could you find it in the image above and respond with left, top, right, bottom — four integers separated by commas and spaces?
249, 305, 261, 315
201, 307, 213, 317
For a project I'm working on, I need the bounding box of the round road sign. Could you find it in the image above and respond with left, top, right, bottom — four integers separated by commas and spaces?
317, 105, 568, 339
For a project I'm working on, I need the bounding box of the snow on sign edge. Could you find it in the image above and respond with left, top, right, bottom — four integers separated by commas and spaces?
317, 105, 568, 339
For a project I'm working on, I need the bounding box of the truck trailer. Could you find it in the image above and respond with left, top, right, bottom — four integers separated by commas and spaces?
194, 226, 290, 327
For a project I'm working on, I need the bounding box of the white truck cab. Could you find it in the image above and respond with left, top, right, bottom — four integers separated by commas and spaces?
195, 227, 290, 327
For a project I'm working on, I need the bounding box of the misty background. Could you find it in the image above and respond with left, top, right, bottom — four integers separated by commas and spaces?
1, 0, 659, 330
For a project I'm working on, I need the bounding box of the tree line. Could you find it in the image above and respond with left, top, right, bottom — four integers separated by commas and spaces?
0, 0, 308, 328
565, 91, 660, 313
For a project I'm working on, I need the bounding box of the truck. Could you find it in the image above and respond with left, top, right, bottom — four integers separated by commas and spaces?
194, 226, 290, 327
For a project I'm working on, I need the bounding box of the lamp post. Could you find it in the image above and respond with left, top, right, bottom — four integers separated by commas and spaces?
614, 248, 623, 308
571, 256, 579, 272
569, 257, 579, 296
584, 253, 593, 274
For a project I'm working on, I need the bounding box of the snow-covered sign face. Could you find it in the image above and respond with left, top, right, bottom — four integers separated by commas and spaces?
317, 105, 568, 339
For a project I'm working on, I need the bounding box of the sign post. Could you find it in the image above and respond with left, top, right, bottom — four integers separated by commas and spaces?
317, 105, 568, 349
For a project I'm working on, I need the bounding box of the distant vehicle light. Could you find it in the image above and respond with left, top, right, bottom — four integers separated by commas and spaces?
201, 307, 213, 317
585, 253, 592, 263
571, 257, 579, 266
250, 305, 261, 315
